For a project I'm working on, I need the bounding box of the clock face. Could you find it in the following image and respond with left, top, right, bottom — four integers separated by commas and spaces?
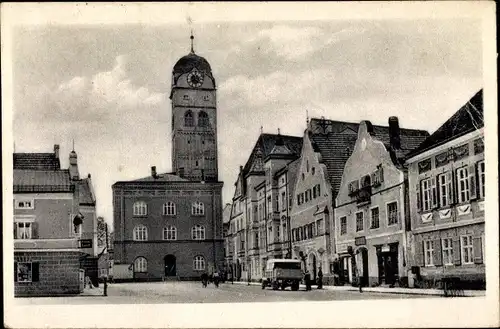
187, 71, 204, 88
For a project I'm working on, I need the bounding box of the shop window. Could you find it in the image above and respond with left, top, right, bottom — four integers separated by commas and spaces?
15, 262, 39, 283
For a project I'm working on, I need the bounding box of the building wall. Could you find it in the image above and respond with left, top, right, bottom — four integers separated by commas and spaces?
14, 251, 82, 297
14, 192, 77, 239
80, 205, 98, 256
290, 131, 334, 281
335, 122, 407, 287
407, 129, 485, 288
113, 182, 224, 280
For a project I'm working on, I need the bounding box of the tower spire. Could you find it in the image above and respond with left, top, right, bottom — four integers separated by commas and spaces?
190, 29, 195, 53
72, 139, 75, 152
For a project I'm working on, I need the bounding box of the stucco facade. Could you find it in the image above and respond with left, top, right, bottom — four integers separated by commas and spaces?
335, 121, 411, 287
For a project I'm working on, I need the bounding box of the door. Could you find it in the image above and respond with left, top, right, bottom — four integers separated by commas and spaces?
361, 248, 368, 286
164, 254, 176, 276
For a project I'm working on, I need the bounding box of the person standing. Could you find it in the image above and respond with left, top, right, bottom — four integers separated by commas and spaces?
317, 267, 323, 289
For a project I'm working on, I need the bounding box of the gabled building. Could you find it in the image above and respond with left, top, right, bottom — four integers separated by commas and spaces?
227, 133, 302, 281
405, 89, 485, 289
334, 118, 429, 287
13, 145, 97, 296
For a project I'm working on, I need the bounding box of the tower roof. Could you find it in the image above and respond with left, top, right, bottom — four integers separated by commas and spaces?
173, 53, 212, 75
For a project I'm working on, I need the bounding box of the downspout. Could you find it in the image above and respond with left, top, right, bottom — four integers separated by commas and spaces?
212, 185, 216, 271
285, 167, 292, 258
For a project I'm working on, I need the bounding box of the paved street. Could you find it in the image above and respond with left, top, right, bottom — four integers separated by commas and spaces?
15, 281, 433, 304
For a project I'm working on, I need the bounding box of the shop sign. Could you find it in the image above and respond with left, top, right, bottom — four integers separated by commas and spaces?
78, 239, 92, 248
354, 236, 366, 246
381, 245, 390, 252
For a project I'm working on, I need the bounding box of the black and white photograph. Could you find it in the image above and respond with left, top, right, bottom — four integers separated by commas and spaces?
2, 2, 498, 328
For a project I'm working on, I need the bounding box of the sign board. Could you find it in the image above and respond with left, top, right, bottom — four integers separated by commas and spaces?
381, 245, 390, 252
354, 236, 366, 246
79, 239, 93, 248
337, 244, 348, 253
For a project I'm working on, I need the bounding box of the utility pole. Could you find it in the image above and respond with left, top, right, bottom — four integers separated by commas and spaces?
103, 223, 109, 297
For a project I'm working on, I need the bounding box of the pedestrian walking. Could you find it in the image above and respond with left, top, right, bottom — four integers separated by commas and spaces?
317, 267, 323, 289
201, 272, 208, 288
304, 270, 312, 291
213, 270, 220, 288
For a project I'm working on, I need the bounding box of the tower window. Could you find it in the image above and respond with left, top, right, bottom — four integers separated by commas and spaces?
184, 110, 194, 127
196, 160, 199, 166
203, 95, 210, 101
198, 111, 209, 127
183, 95, 189, 100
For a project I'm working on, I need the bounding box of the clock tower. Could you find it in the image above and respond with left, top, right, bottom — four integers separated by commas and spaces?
170, 34, 218, 181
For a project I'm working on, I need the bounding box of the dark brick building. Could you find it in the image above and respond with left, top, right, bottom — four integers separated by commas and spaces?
112, 37, 224, 281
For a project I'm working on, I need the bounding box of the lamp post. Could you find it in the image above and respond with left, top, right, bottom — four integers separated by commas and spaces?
103, 223, 108, 297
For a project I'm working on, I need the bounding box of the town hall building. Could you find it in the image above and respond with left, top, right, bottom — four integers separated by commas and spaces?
112, 36, 224, 281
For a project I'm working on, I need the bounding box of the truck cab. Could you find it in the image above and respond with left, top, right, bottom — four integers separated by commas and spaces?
261, 259, 302, 291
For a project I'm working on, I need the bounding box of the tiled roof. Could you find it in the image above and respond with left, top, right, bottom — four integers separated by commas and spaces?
407, 89, 483, 158
285, 158, 301, 198
13, 153, 60, 170
13, 169, 73, 193
78, 178, 95, 205
243, 133, 302, 174
308, 118, 429, 195
130, 172, 190, 182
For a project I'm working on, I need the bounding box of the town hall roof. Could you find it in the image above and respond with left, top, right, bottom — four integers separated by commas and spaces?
406, 89, 483, 158
129, 172, 190, 183
13, 169, 74, 193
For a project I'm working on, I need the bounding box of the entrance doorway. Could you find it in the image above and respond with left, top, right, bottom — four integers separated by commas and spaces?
377, 244, 399, 285
358, 248, 369, 287
164, 254, 176, 277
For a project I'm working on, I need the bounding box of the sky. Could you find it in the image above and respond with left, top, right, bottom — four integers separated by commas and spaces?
8, 7, 484, 229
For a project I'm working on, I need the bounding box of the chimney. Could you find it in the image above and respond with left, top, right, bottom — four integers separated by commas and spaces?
388, 116, 401, 150
151, 166, 157, 178
54, 144, 60, 159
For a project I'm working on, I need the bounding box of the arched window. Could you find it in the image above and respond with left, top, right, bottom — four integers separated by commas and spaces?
184, 110, 194, 127
192, 225, 206, 240
163, 226, 177, 240
193, 255, 205, 270
163, 202, 176, 216
133, 201, 147, 216
134, 257, 147, 273
133, 225, 148, 241
198, 111, 209, 127
192, 201, 205, 215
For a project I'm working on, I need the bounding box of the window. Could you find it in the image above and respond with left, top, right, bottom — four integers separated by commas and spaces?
184, 110, 194, 126
268, 225, 273, 242
305, 190, 309, 202
282, 222, 287, 241
198, 111, 209, 127
15, 221, 33, 239
478, 161, 485, 199
370, 207, 380, 229
163, 202, 176, 216
281, 192, 286, 211
316, 219, 323, 235
442, 238, 453, 265
134, 257, 147, 273
461, 235, 474, 264
424, 240, 434, 266
306, 159, 309, 172
192, 201, 205, 215
340, 217, 347, 235
163, 226, 177, 240
133, 225, 148, 241
456, 167, 470, 203
387, 202, 398, 225
193, 256, 205, 270
356, 212, 364, 232
312, 167, 316, 175
316, 184, 321, 198
203, 95, 210, 101
297, 195, 301, 205
254, 232, 259, 248
421, 178, 432, 211
192, 225, 206, 240
15, 262, 38, 283
133, 201, 147, 216
438, 174, 448, 208
183, 94, 189, 100
15, 199, 34, 209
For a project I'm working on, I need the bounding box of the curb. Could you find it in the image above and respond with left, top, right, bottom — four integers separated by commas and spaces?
231, 281, 485, 297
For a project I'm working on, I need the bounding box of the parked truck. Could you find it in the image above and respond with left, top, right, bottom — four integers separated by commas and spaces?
261, 259, 302, 291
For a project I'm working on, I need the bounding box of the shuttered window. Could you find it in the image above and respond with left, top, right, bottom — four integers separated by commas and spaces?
461, 235, 474, 264
421, 178, 432, 211
478, 161, 485, 199
442, 238, 453, 265
438, 174, 449, 208
456, 167, 470, 203
424, 240, 434, 266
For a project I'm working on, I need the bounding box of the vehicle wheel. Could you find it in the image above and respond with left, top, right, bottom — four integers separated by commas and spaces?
291, 282, 299, 291
261, 282, 266, 290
